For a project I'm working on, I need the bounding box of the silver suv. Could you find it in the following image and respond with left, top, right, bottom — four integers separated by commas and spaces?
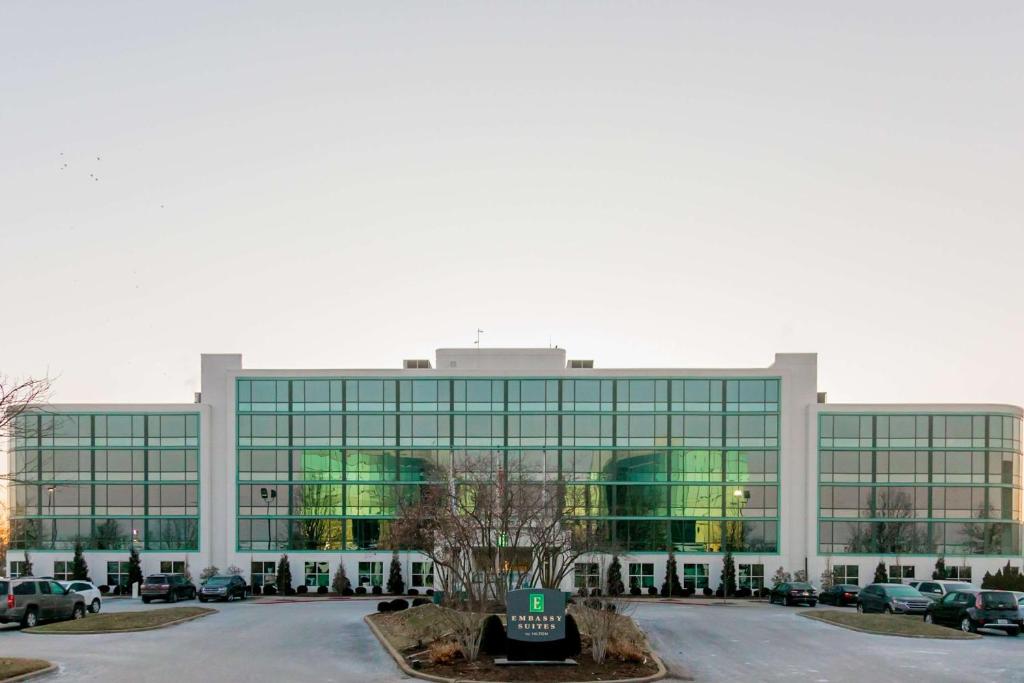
0, 578, 87, 628
908, 580, 975, 603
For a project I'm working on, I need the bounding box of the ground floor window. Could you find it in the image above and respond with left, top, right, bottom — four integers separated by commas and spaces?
738, 563, 764, 591
305, 561, 330, 587
832, 564, 859, 585
683, 563, 709, 590
574, 562, 600, 590
53, 560, 73, 581
251, 561, 276, 586
628, 562, 655, 589
947, 566, 972, 581
10, 561, 30, 578
358, 561, 383, 588
106, 561, 130, 588
160, 561, 186, 574
889, 565, 915, 581
411, 561, 433, 588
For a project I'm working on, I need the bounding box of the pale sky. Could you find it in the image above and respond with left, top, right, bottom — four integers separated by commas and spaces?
1, 1, 1022, 406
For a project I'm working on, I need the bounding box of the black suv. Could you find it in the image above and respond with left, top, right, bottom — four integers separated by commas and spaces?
141, 574, 196, 603
924, 589, 1023, 635
770, 582, 817, 606
199, 576, 247, 602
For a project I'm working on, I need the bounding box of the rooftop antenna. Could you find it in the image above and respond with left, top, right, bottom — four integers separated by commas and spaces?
475, 329, 484, 348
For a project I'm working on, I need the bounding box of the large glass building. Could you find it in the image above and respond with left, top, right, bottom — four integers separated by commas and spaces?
5, 348, 1022, 592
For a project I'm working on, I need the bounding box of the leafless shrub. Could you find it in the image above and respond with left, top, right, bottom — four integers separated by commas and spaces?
428, 640, 462, 665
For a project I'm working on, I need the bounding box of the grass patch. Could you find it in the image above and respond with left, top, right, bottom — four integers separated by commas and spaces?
370, 604, 452, 651
28, 607, 214, 634
800, 610, 980, 639
0, 658, 51, 681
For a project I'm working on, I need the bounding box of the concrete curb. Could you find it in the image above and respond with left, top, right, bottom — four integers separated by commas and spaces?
0, 662, 57, 683
23, 609, 216, 635
797, 611, 982, 640
364, 614, 667, 683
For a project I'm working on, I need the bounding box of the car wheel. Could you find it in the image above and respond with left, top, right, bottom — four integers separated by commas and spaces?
856, 603, 864, 614
1008, 628, 1019, 637
924, 613, 933, 624
960, 617, 975, 633
199, 597, 207, 603
168, 591, 178, 604
21, 608, 39, 629
90, 598, 101, 614
190, 589, 197, 600
240, 591, 246, 601
883, 605, 892, 615
142, 597, 151, 604
808, 601, 817, 607
72, 604, 85, 620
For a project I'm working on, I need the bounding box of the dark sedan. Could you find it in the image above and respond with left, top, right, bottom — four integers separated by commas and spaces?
769, 582, 817, 607
141, 574, 196, 604
924, 589, 1022, 636
819, 584, 859, 606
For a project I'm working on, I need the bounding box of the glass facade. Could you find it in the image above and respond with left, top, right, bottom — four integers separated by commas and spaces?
236, 377, 781, 553
818, 413, 1023, 555
8, 412, 200, 551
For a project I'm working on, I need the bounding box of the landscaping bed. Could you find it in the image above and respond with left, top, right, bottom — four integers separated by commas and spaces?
27, 607, 215, 634
800, 611, 980, 639
369, 604, 661, 682
0, 659, 51, 681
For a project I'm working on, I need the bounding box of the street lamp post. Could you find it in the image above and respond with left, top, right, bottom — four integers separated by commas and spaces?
723, 488, 750, 601
260, 487, 277, 551
47, 486, 58, 547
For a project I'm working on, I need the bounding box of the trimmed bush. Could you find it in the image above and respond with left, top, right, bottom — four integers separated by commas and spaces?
377, 601, 392, 613
355, 586, 367, 595
317, 585, 328, 594
408, 588, 419, 596
264, 585, 277, 596
647, 586, 658, 596
252, 585, 262, 596
297, 585, 308, 594
480, 614, 506, 656
702, 587, 712, 597
630, 586, 641, 596
425, 589, 434, 596
736, 587, 752, 598
412, 597, 430, 607
99, 585, 110, 594
372, 585, 383, 596
389, 598, 409, 612
342, 587, 354, 597
589, 588, 602, 597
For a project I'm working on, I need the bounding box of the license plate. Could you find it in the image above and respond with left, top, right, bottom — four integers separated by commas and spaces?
996, 619, 1008, 624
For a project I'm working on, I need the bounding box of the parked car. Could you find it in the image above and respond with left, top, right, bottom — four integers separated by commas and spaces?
199, 576, 247, 602
907, 580, 975, 603
857, 583, 930, 614
1013, 592, 1024, 621
59, 580, 103, 614
769, 582, 817, 606
0, 578, 87, 628
140, 574, 196, 603
819, 584, 859, 606
924, 589, 1022, 635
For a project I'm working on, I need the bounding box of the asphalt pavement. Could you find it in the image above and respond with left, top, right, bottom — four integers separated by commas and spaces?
634, 601, 1024, 683
3, 597, 1022, 682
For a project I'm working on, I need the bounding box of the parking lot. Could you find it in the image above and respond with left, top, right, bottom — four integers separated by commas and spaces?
1, 598, 1022, 682
639, 601, 1024, 683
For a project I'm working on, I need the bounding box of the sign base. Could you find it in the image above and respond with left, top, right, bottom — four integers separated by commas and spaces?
494, 658, 577, 667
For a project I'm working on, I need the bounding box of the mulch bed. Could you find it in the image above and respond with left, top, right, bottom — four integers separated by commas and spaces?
414, 653, 657, 682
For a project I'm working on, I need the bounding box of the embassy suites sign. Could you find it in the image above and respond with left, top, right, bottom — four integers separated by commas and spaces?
506, 588, 566, 641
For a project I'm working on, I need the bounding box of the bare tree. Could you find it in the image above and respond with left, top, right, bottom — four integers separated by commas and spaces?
570, 595, 636, 664
1, 375, 53, 488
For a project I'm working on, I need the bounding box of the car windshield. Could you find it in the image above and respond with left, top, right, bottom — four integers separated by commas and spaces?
145, 576, 169, 584
206, 577, 231, 586
981, 592, 1017, 609
790, 583, 812, 589
884, 585, 922, 597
